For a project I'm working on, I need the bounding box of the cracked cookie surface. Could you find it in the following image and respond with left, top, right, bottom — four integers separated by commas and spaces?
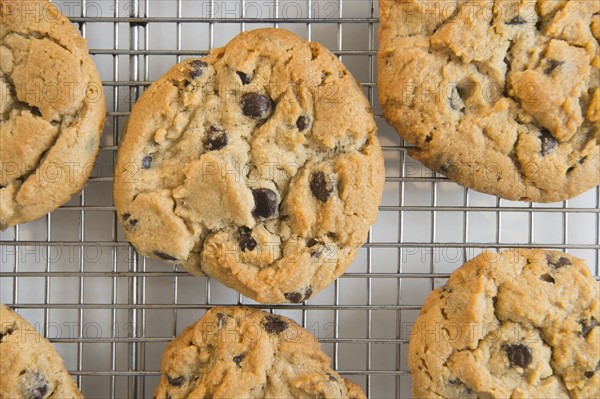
153, 306, 366, 399
378, 0, 599, 202
114, 28, 384, 304
408, 249, 600, 398
0, 0, 106, 228
0, 304, 83, 399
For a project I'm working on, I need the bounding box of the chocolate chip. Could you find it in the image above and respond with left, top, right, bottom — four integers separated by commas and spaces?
128, 219, 138, 227
216, 312, 228, 329
189, 60, 208, 79
142, 155, 153, 169
539, 128, 558, 155
122, 213, 131, 221
296, 115, 310, 131
506, 15, 527, 25
327, 373, 337, 382
544, 59, 564, 75
0, 325, 15, 341
238, 226, 252, 236
547, 254, 572, 269
204, 127, 228, 151
310, 172, 333, 203
284, 292, 303, 303
18, 370, 50, 399
585, 361, 600, 378
585, 370, 595, 378
233, 354, 244, 367
239, 236, 257, 252
167, 375, 184, 387
154, 251, 178, 261
304, 286, 313, 300
581, 318, 598, 338
307, 239, 319, 248
539, 273, 555, 283
252, 189, 278, 219
241, 93, 273, 119
284, 286, 313, 303
236, 71, 251, 85
263, 315, 288, 334
505, 344, 533, 368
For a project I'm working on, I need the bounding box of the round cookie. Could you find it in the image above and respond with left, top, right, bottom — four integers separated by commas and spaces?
114, 28, 384, 304
378, 0, 599, 202
0, 304, 83, 398
0, 0, 106, 229
154, 306, 366, 399
408, 249, 599, 398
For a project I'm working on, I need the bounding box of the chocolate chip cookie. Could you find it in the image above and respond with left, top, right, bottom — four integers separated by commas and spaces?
0, 0, 106, 229
408, 249, 599, 398
378, 0, 599, 202
0, 304, 83, 398
154, 306, 366, 399
114, 28, 384, 304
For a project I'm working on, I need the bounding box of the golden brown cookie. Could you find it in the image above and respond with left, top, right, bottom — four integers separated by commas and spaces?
408, 249, 599, 398
0, 0, 106, 228
0, 304, 84, 398
154, 307, 366, 399
114, 28, 384, 304
378, 0, 599, 202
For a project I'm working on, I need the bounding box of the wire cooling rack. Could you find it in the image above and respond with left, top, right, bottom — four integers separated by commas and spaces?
1, 1, 599, 398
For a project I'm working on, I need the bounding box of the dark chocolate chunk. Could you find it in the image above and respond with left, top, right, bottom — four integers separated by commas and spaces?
18, 370, 50, 399
128, 219, 138, 227
241, 93, 273, 119
307, 239, 319, 248
233, 354, 244, 367
539, 128, 558, 156
167, 375, 184, 387
122, 213, 131, 221
263, 315, 288, 334
581, 318, 598, 338
539, 273, 555, 283
237, 71, 251, 85
154, 251, 178, 261
544, 59, 564, 75
189, 60, 208, 79
505, 344, 533, 368
310, 172, 333, 203
216, 312, 228, 329
239, 236, 257, 252
284, 292, 303, 303
304, 286, 313, 301
0, 325, 15, 341
238, 226, 252, 236
547, 254, 572, 269
252, 189, 278, 219
296, 115, 310, 131
142, 155, 153, 169
506, 15, 527, 25
204, 127, 229, 151
284, 286, 313, 303
585, 370, 595, 378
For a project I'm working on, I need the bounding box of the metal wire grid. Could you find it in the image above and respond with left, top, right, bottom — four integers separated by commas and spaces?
0, 0, 599, 398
